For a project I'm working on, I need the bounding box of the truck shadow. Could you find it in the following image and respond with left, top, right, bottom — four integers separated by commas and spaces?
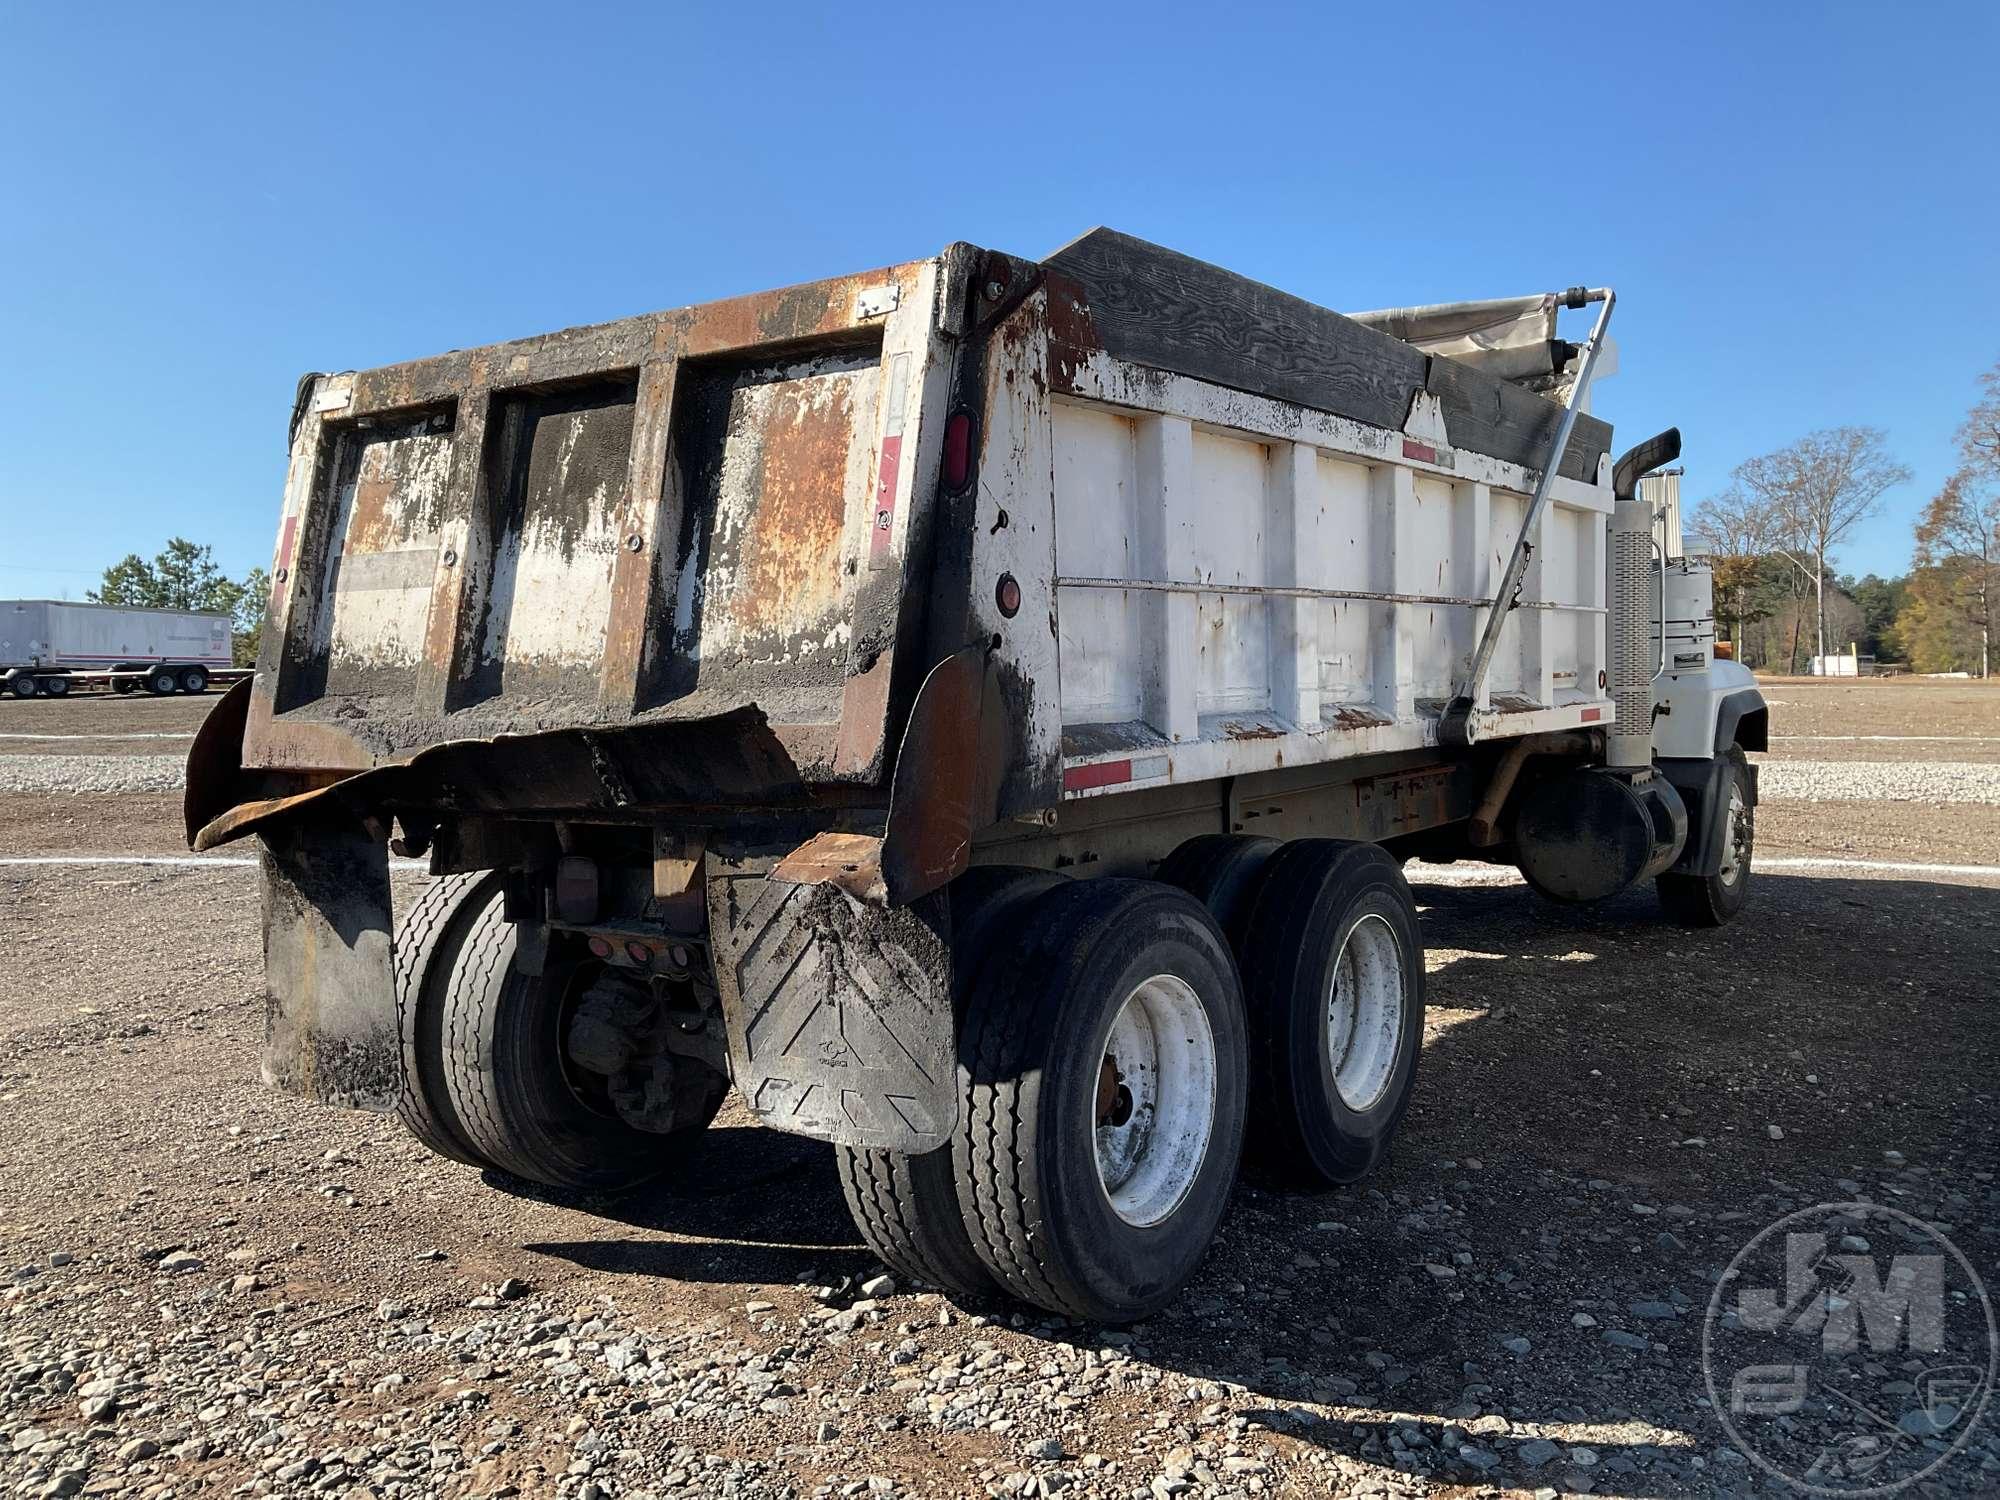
511, 869, 1999, 1495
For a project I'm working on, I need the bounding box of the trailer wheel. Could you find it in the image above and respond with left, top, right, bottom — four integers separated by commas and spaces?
178, 667, 209, 694
146, 668, 178, 695
834, 866, 1065, 1298
953, 879, 1247, 1323
114, 678, 138, 694
1154, 834, 1281, 941
436, 887, 723, 1191
7, 674, 36, 699
393, 873, 506, 1169
1236, 841, 1425, 1188
39, 674, 69, 697
1657, 747, 1754, 927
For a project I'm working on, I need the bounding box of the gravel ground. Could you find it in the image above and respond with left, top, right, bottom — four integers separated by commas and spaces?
1752, 758, 2000, 804
2, 677, 1996, 1499
10, 754, 2000, 810
2, 855, 1994, 1500
0, 756, 187, 795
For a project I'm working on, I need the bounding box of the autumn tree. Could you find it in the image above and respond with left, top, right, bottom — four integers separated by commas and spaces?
1912, 475, 1997, 677
1910, 362, 2000, 677
1732, 428, 1910, 668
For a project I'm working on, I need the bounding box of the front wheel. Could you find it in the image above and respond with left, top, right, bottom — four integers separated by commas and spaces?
7, 675, 36, 699
1657, 747, 1754, 927
146, 668, 178, 695
952, 879, 1248, 1323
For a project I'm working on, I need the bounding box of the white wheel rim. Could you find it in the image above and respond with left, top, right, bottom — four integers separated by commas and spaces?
1718, 783, 1751, 886
1326, 913, 1405, 1113
1092, 974, 1217, 1228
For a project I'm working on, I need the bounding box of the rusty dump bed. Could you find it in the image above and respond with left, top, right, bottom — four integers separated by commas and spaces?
200, 230, 1615, 864
245, 254, 972, 786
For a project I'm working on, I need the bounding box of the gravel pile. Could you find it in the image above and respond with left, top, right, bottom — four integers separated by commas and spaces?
0, 755, 186, 795
1756, 758, 2000, 805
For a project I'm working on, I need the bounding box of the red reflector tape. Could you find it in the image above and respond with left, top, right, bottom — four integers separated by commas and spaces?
1580, 707, 1602, 722
870, 434, 903, 560
1402, 438, 1437, 464
1063, 759, 1132, 792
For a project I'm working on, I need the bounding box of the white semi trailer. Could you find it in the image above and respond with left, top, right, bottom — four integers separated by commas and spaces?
1, 599, 241, 698
184, 231, 1766, 1322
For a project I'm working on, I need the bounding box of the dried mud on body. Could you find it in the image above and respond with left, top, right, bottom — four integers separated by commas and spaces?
0, 679, 1996, 1499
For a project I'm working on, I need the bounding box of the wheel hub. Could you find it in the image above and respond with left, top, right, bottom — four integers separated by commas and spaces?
1092, 974, 1217, 1228
1326, 913, 1405, 1113
1719, 784, 1752, 886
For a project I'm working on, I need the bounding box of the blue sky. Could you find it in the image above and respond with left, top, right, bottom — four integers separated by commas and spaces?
3, 1, 1994, 599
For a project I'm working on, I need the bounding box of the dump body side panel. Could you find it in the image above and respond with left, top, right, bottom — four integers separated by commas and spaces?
1031, 274, 1616, 804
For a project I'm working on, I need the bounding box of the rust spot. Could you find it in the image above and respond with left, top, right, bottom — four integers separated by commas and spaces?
1329, 704, 1395, 730
346, 467, 399, 555
733, 379, 855, 635
769, 830, 887, 905
833, 650, 893, 777
1222, 720, 1282, 740
1042, 270, 1101, 393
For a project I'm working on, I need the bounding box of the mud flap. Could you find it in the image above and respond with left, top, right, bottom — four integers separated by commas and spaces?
707, 871, 955, 1153
258, 815, 398, 1110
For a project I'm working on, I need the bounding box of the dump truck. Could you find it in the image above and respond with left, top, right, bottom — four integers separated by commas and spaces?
186, 230, 1767, 1323
3, 599, 240, 697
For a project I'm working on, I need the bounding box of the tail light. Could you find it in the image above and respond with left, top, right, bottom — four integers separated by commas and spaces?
942, 411, 973, 493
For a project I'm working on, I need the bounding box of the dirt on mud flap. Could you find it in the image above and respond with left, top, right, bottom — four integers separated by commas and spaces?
704, 864, 955, 1155
256, 810, 397, 1110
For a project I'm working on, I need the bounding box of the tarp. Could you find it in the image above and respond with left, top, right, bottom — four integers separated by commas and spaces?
1348, 294, 1570, 385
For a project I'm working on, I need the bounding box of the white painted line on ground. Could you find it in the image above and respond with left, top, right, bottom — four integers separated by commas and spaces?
0, 731, 195, 741
1771, 734, 2000, 743
1759, 856, 2000, 877
0, 855, 429, 871
1408, 855, 2000, 883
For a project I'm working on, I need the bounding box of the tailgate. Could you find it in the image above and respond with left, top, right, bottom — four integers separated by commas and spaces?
246, 256, 960, 783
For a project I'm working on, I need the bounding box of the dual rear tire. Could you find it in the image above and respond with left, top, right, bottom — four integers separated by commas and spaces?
840, 841, 1426, 1322
393, 875, 725, 1190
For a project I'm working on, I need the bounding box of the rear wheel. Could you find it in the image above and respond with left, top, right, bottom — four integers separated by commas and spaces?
178, 667, 209, 694
1154, 834, 1280, 942
39, 674, 69, 697
952, 879, 1247, 1322
1658, 747, 1754, 927
434, 886, 726, 1191
146, 668, 178, 695
833, 866, 1063, 1297
1236, 841, 1426, 1187
394, 873, 505, 1169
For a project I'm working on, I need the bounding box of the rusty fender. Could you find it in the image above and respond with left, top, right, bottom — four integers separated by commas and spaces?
771, 642, 1008, 906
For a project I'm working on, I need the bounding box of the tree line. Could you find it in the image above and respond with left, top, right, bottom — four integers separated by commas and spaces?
1688, 360, 1999, 676
88, 538, 268, 666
